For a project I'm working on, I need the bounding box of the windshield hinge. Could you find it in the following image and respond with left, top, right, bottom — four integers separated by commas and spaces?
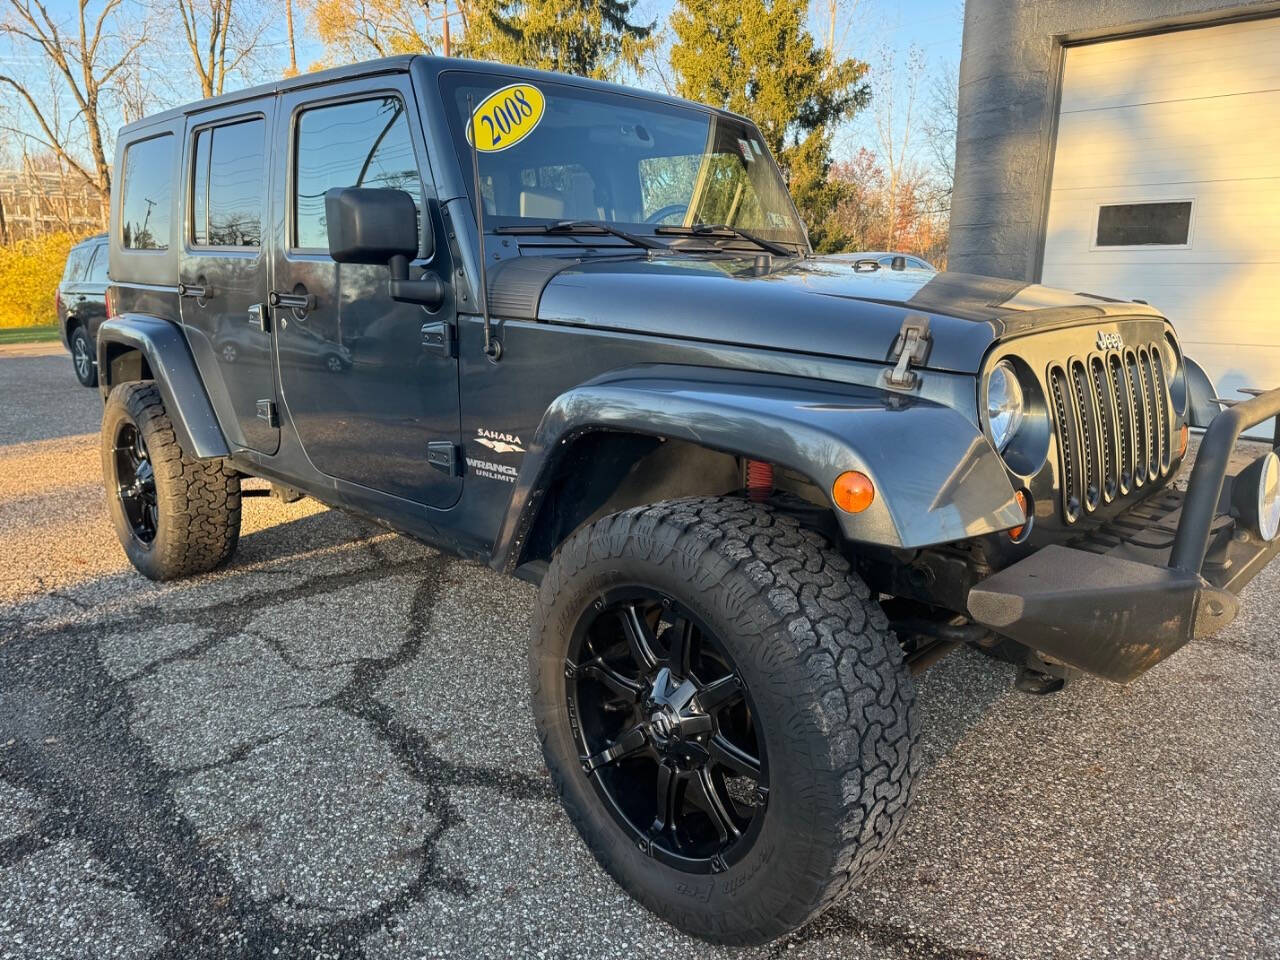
883, 314, 932, 390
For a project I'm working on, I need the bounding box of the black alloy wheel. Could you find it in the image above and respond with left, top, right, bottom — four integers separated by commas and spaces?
566, 588, 767, 874
113, 421, 158, 543
71, 327, 96, 386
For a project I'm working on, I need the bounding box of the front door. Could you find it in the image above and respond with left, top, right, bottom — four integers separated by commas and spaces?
179, 101, 279, 454
271, 79, 462, 508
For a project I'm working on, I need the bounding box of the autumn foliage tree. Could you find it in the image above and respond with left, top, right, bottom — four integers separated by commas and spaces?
668, 0, 868, 251
827, 147, 948, 264
308, 0, 440, 61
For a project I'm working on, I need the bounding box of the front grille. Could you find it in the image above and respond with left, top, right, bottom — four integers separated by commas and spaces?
1049, 342, 1174, 523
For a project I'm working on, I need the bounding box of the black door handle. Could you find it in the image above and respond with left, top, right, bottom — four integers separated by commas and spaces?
269, 291, 316, 312
178, 283, 209, 299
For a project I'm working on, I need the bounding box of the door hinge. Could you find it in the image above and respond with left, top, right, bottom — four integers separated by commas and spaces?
426, 440, 462, 476
421, 321, 457, 358
256, 399, 279, 427
883, 314, 932, 390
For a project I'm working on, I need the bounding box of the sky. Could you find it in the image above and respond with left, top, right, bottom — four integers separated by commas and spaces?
4, 0, 966, 169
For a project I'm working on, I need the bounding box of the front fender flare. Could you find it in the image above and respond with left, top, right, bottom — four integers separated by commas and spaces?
97, 315, 229, 459
494, 368, 1022, 570
1184, 356, 1222, 429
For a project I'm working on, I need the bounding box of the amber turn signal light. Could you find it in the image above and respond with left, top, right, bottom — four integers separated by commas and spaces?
1008, 489, 1031, 541
832, 471, 875, 513
1179, 423, 1190, 459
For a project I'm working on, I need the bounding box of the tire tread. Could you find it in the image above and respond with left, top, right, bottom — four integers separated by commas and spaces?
531, 496, 919, 945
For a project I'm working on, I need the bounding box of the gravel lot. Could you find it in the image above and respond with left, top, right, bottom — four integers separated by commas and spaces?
1, 341, 1277, 959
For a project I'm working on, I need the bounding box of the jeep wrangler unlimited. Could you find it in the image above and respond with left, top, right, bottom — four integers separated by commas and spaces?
98, 56, 1280, 945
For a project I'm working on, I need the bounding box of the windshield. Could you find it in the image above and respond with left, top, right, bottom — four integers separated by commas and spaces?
439, 71, 808, 252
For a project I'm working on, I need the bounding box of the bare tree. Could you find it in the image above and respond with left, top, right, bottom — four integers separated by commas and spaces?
171, 0, 268, 98
872, 44, 924, 249
0, 0, 149, 217
921, 59, 958, 214
824, 0, 860, 60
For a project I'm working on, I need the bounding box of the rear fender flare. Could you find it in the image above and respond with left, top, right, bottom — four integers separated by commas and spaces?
493, 367, 1022, 570
97, 315, 229, 459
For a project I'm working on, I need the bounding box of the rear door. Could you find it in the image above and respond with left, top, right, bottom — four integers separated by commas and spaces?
271, 76, 462, 508
59, 243, 93, 330
80, 240, 111, 340
179, 99, 279, 454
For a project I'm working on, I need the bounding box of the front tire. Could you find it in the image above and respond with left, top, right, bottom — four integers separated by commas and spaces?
531, 498, 918, 944
101, 381, 241, 581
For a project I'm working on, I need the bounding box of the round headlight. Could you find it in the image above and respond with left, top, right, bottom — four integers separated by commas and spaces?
986, 361, 1025, 453
1232, 451, 1280, 542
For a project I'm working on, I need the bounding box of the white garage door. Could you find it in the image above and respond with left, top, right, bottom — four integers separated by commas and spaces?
1042, 17, 1280, 432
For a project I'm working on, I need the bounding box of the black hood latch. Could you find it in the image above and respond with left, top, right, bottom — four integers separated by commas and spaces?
883, 313, 932, 390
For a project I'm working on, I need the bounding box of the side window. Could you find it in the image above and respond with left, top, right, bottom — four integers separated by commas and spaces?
62, 246, 91, 282
293, 96, 423, 251
120, 134, 174, 250
86, 245, 110, 283
191, 118, 266, 247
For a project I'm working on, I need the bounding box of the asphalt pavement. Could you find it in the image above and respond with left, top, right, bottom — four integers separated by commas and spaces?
1, 341, 1277, 959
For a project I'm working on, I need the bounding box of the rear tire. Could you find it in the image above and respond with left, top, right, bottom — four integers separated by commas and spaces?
101, 381, 241, 581
531, 497, 918, 945
70, 326, 97, 387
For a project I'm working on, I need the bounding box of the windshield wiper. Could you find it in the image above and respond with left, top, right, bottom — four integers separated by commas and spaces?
654, 223, 795, 258
493, 219, 663, 250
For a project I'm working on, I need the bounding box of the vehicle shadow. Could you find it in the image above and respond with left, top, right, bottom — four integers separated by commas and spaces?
5, 500, 1274, 958
1, 497, 1024, 958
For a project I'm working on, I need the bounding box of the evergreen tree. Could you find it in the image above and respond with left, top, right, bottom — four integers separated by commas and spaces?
460, 0, 655, 81
668, 0, 869, 250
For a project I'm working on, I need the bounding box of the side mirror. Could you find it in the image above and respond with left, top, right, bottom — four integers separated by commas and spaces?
890, 255, 906, 271
324, 187, 442, 308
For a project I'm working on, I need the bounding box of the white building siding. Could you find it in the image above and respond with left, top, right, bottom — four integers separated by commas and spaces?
1042, 17, 1280, 425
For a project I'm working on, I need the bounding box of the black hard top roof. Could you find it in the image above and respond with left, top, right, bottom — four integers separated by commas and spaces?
117, 55, 747, 136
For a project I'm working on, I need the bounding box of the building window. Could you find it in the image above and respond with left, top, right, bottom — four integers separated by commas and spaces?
121, 134, 174, 250
292, 97, 422, 251
1096, 201, 1192, 247
191, 118, 266, 247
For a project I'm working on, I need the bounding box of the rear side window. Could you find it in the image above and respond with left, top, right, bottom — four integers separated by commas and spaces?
85, 245, 109, 283
190, 118, 266, 247
292, 97, 422, 250
62, 246, 92, 282
120, 134, 174, 250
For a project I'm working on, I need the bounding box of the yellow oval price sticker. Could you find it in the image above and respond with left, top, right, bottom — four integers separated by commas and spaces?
468, 83, 545, 153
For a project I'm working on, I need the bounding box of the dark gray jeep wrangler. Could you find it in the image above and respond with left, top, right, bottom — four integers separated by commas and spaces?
98, 55, 1280, 944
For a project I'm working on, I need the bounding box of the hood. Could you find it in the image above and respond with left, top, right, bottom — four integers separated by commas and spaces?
493, 253, 1166, 373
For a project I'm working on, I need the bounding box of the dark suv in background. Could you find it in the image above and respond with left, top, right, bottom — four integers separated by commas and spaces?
57, 232, 110, 386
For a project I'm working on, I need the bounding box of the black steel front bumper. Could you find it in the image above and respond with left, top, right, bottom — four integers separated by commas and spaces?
968, 388, 1280, 683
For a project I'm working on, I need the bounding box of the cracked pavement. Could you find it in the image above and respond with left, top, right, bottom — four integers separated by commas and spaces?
1, 342, 1278, 959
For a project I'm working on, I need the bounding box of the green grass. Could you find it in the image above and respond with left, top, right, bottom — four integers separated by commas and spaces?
0, 325, 60, 345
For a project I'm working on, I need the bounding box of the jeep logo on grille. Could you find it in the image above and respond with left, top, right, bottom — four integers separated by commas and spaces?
1097, 331, 1124, 352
